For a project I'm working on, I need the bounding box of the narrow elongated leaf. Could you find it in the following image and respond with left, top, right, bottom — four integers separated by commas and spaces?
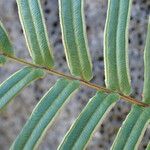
58, 92, 119, 150
111, 105, 150, 150
11, 78, 79, 150
112, 18, 150, 150
59, 0, 93, 81
143, 18, 150, 103
117, 0, 132, 95
0, 67, 44, 110
16, 0, 54, 68
0, 21, 13, 55
104, 0, 120, 91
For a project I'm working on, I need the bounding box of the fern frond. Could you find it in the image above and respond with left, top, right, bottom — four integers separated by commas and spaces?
116, 0, 132, 95
0, 67, 44, 110
0, 21, 13, 55
58, 92, 119, 150
104, 0, 120, 91
11, 78, 79, 150
59, 0, 93, 81
16, 0, 54, 68
0, 0, 149, 149
111, 105, 150, 150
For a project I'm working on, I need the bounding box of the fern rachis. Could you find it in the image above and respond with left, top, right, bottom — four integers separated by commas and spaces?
0, 0, 150, 149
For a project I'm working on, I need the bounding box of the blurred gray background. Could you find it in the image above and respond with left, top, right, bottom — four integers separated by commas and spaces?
0, 0, 150, 149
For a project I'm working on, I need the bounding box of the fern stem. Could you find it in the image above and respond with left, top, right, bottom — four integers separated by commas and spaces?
1, 52, 149, 107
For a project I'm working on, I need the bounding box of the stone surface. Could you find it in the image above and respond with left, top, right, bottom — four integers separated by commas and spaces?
0, 0, 150, 149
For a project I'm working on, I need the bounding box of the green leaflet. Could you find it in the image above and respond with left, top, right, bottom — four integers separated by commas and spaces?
143, 18, 150, 103
112, 18, 150, 150
111, 105, 150, 150
104, 0, 132, 95
111, 19, 150, 150
111, 18, 150, 150
116, 0, 132, 95
0, 67, 44, 110
11, 78, 79, 150
104, 0, 120, 91
16, 0, 54, 68
0, 55, 6, 66
59, 0, 93, 81
0, 21, 13, 55
58, 92, 119, 150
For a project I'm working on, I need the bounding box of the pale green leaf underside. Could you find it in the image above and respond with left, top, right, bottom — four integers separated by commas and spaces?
116, 0, 132, 95
58, 92, 119, 150
104, 0, 132, 95
59, 0, 93, 81
104, 0, 120, 91
143, 18, 150, 103
111, 17, 150, 150
0, 21, 14, 55
16, 0, 54, 68
0, 67, 44, 110
11, 78, 79, 150
0, 0, 149, 149
111, 105, 150, 150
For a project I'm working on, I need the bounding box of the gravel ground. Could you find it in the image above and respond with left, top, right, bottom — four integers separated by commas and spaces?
0, 0, 150, 149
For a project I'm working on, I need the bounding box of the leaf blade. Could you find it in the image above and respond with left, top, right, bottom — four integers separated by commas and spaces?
116, 0, 132, 95
104, 0, 120, 91
111, 105, 150, 150
59, 0, 93, 81
0, 67, 44, 110
143, 17, 150, 103
16, 0, 54, 68
11, 78, 79, 150
0, 21, 14, 55
58, 92, 119, 150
